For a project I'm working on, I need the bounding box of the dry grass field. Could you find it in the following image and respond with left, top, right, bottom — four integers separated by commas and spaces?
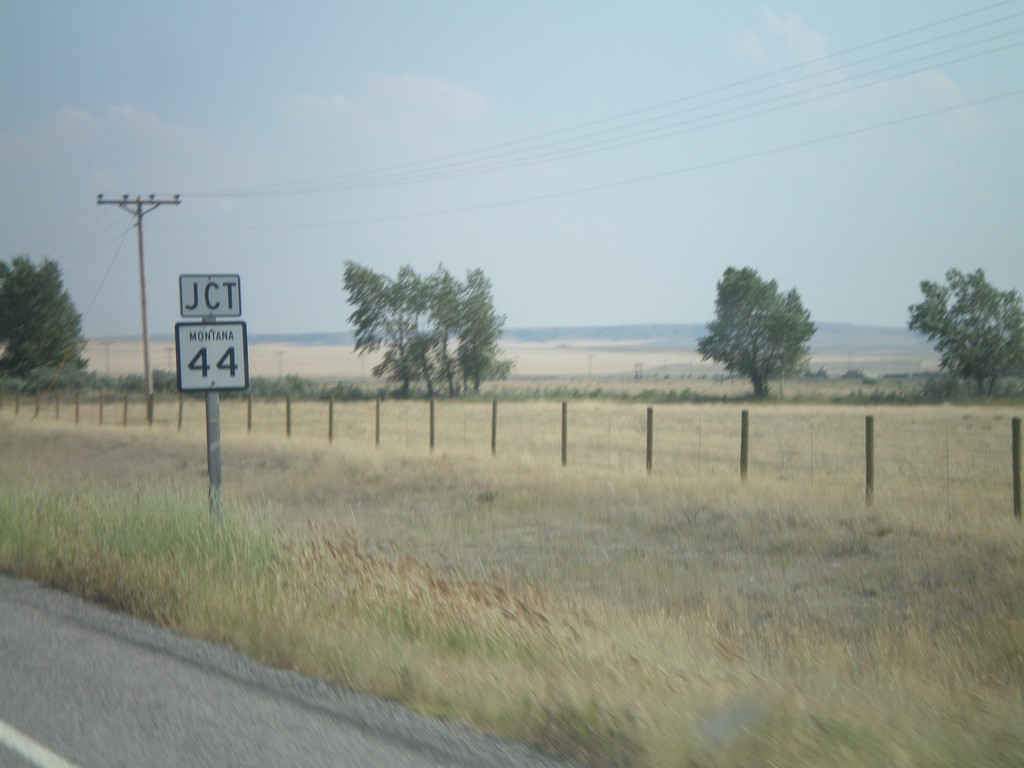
83, 335, 937, 383
86, 338, 697, 381
2, 387, 1023, 766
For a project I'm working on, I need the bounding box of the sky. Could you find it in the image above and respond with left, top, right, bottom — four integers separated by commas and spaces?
1, 0, 1022, 339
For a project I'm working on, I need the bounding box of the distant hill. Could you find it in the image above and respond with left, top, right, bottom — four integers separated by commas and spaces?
248, 331, 354, 346
501, 322, 933, 355
806, 323, 934, 356
124, 323, 938, 378
246, 322, 934, 357
501, 324, 703, 346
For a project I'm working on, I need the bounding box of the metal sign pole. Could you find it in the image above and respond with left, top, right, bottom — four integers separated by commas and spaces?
205, 390, 223, 522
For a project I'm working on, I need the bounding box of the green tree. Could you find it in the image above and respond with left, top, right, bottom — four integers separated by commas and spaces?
697, 267, 815, 398
428, 265, 463, 397
344, 262, 425, 397
0, 256, 87, 378
908, 268, 1024, 397
343, 262, 511, 396
457, 269, 510, 393
395, 265, 437, 397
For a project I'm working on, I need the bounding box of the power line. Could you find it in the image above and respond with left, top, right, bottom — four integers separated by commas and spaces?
267, 34, 1020, 196
22, 206, 121, 266
187, 1, 1022, 199
78, 224, 133, 325
28, 201, 97, 254
424, 36, 1024, 183
57, 217, 135, 270
19, 0, 1021, 264
268, 30, 1024, 194
171, 88, 1022, 230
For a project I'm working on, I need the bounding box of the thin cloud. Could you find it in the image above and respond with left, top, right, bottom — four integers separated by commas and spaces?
869, 70, 981, 135
729, 29, 771, 65
760, 9, 829, 63
364, 74, 488, 123
38, 104, 191, 140
50, 106, 97, 132
290, 93, 348, 113
291, 74, 487, 127
730, 7, 982, 132
730, 8, 829, 66
107, 104, 191, 138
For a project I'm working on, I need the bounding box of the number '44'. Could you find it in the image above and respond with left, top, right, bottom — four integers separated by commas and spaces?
188, 347, 238, 378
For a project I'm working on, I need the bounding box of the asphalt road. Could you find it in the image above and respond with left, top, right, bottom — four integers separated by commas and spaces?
0, 576, 569, 768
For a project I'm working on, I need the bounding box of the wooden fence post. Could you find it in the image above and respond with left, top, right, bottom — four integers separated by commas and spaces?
561, 401, 568, 467
865, 415, 875, 505
429, 398, 435, 451
646, 406, 654, 473
491, 400, 498, 456
375, 398, 381, 447
740, 410, 749, 480
286, 395, 292, 437
1013, 417, 1021, 520
122, 394, 129, 427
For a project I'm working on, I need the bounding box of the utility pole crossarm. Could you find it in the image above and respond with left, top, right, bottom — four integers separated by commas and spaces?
97, 193, 181, 215
96, 193, 181, 425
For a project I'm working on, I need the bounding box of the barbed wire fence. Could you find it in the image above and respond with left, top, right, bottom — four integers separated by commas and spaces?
2, 390, 1020, 519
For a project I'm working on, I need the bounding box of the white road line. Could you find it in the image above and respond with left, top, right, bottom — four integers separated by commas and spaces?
0, 719, 81, 768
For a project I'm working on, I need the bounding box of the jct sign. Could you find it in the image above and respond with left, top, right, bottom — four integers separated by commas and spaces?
180, 274, 241, 318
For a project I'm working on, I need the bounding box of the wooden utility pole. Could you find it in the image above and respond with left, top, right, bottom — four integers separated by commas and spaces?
96, 194, 180, 424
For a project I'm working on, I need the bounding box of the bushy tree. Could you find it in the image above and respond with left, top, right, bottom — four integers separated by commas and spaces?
457, 269, 511, 393
343, 262, 511, 396
908, 268, 1024, 397
344, 262, 423, 397
429, 265, 462, 397
697, 267, 815, 397
0, 256, 87, 378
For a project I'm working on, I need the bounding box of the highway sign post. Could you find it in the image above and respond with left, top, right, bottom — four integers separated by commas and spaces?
175, 276, 249, 521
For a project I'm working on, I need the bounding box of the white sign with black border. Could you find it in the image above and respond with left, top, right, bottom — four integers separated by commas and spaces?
179, 274, 242, 318
175, 321, 249, 391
